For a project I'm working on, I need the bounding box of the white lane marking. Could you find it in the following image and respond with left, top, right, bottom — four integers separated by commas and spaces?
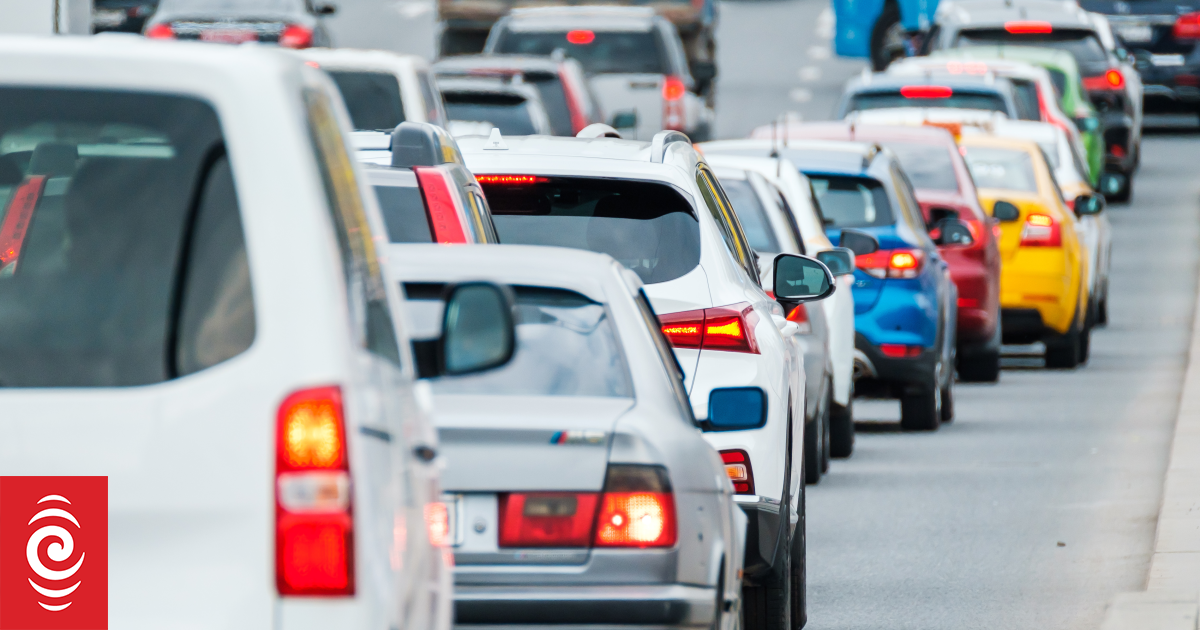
817, 7, 835, 40
798, 66, 822, 82
808, 45, 832, 60
789, 88, 813, 103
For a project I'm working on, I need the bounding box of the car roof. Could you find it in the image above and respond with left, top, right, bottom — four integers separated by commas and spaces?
458, 133, 655, 162
701, 139, 878, 175
438, 76, 540, 100
295, 47, 428, 74
890, 56, 1050, 81
847, 107, 1009, 128
847, 71, 1013, 93
433, 54, 563, 76
749, 120, 959, 145
501, 6, 659, 30
931, 45, 1083, 76
937, 0, 1094, 28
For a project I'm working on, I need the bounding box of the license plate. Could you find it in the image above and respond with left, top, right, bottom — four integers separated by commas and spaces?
442, 493, 465, 547
1116, 24, 1153, 42
200, 29, 257, 43
1152, 53, 1186, 66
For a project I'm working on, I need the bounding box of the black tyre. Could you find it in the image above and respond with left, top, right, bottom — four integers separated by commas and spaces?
803, 418, 820, 485
830, 399, 855, 458
1078, 321, 1092, 364
957, 350, 1000, 382
900, 386, 941, 431
792, 484, 806, 629
1045, 322, 1081, 368
870, 3, 905, 71
1098, 296, 1109, 325
742, 534, 792, 630
819, 400, 831, 474
940, 380, 954, 424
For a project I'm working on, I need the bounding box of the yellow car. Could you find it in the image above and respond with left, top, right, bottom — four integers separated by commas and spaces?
958, 135, 1092, 369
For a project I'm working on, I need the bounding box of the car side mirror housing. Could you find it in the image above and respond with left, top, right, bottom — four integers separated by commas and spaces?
816, 248, 855, 276
691, 61, 717, 84
412, 282, 516, 379
992, 200, 1021, 222
313, 2, 337, 15
931, 218, 974, 246
838, 228, 880, 256
773, 253, 835, 310
1074, 193, 1105, 216
701, 387, 766, 431
611, 110, 638, 130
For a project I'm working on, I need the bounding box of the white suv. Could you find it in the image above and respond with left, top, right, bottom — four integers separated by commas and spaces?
0, 37, 514, 630
458, 129, 835, 629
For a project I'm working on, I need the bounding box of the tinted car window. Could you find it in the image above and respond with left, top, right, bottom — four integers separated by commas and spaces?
0, 88, 252, 387
962, 146, 1039, 192
956, 29, 1109, 64
494, 29, 667, 75
1010, 79, 1041, 121
374, 184, 433, 243
881, 142, 960, 191
328, 70, 405, 131
412, 286, 633, 397
416, 70, 447, 126
481, 176, 700, 284
444, 92, 536, 135
526, 74, 573, 136
719, 178, 781, 253
847, 90, 1008, 114
1047, 69, 1067, 98
807, 175, 895, 228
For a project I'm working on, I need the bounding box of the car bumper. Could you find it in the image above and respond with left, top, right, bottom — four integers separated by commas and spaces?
454, 583, 718, 627
853, 333, 937, 392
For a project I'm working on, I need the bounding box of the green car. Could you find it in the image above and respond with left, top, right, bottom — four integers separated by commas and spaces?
929, 46, 1104, 186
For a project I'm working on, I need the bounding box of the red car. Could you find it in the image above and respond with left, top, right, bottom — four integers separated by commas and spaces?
751, 122, 1002, 381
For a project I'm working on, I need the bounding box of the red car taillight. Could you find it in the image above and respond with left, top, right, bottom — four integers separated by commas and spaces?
662, 76, 686, 130
1019, 213, 1061, 247
279, 24, 314, 48
900, 85, 953, 98
414, 166, 468, 244
1175, 12, 1200, 39
719, 450, 755, 494
276, 386, 354, 596
1082, 69, 1125, 91
145, 23, 174, 38
855, 248, 926, 279
659, 303, 760, 354
1004, 20, 1053, 34
498, 493, 600, 547
880, 344, 923, 358
786, 303, 812, 334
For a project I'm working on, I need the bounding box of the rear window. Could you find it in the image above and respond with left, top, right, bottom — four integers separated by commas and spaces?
494, 29, 667, 75
527, 74, 573, 136
1047, 68, 1067, 98
718, 178, 781, 253
962, 146, 1039, 192
806, 175, 895, 228
0, 88, 254, 387
847, 90, 1008, 114
1010, 79, 1041, 121
328, 70, 405, 131
374, 185, 432, 243
880, 142, 960, 191
444, 92, 536, 135
956, 29, 1109, 65
407, 285, 632, 397
481, 176, 700, 284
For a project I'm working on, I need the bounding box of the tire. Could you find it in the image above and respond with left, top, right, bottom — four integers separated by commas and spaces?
1044, 321, 1081, 369
741, 532, 792, 630
830, 399, 855, 458
1098, 296, 1109, 325
870, 3, 905, 71
940, 379, 954, 424
791, 484, 806, 630
900, 386, 941, 431
803, 418, 820, 485
819, 400, 831, 474
957, 350, 1000, 382
1078, 321, 1092, 364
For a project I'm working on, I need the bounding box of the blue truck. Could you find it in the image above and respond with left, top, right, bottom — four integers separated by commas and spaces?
834, 0, 938, 70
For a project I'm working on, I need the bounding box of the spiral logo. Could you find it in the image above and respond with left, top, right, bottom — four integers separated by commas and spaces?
25, 495, 85, 612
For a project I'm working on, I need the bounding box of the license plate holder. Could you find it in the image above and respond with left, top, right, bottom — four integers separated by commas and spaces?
1152, 53, 1186, 67
1116, 24, 1152, 42
200, 28, 258, 43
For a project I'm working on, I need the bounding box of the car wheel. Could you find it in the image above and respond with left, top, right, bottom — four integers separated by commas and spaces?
790, 484, 806, 630
829, 398, 855, 458
899, 386, 941, 431
870, 2, 905, 71
741, 531, 792, 630
1098, 296, 1109, 326
1044, 321, 1081, 369
1078, 320, 1092, 364
803, 418, 820, 485
819, 399, 831, 474
939, 379, 954, 424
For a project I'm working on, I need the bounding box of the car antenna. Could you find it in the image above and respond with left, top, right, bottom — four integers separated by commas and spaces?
770, 115, 780, 159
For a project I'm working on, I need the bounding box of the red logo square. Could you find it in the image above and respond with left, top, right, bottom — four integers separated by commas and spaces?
0, 477, 107, 630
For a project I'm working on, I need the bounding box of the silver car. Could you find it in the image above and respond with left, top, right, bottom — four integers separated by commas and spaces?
388, 243, 747, 630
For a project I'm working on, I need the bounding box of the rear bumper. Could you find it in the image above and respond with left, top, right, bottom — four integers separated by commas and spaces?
853, 333, 937, 394
1001, 308, 1075, 344
454, 583, 717, 627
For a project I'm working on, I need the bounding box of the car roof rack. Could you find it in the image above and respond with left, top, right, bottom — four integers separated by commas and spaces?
649, 130, 691, 164
390, 122, 464, 169
577, 123, 623, 139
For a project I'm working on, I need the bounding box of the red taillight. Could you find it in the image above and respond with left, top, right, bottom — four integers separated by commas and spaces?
566, 29, 595, 44
1110, 143, 1126, 158
958, 297, 980, 308
279, 24, 314, 48
145, 23, 174, 38
719, 450, 755, 494
0, 176, 46, 271
1175, 12, 1200, 39
414, 166, 469, 244
900, 85, 953, 99
276, 386, 354, 596
1082, 69, 1125, 91
855, 248, 926, 279
880, 344, 924, 358
659, 303, 760, 354
662, 76, 686, 130
499, 493, 600, 547
1004, 20, 1053, 34
594, 492, 676, 547
663, 76, 687, 101
474, 174, 549, 185
1019, 213, 1061, 247
786, 304, 812, 334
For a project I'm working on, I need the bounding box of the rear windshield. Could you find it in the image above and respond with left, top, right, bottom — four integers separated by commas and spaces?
373, 184, 432, 243
527, 75, 573, 136
494, 30, 667, 75
847, 90, 1008, 114
956, 29, 1109, 65
444, 92, 536, 135
962, 146, 1039, 192
806, 175, 895, 228
718, 178, 781, 253
328, 70, 405, 131
880, 142, 960, 191
0, 88, 255, 387
408, 285, 632, 397
1010, 79, 1041, 121
481, 176, 700, 284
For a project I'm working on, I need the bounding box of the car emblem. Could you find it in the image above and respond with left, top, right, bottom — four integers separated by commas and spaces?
549, 430, 606, 445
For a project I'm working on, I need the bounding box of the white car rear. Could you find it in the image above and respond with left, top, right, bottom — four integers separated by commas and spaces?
296, 47, 449, 130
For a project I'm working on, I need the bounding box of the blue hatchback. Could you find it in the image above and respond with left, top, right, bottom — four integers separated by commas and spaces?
789, 141, 956, 430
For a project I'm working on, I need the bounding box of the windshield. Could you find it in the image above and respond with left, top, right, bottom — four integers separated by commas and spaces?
481, 176, 700, 284
718, 178, 781, 253
444, 92, 537, 135
847, 91, 1008, 114
328, 71, 405, 131
880, 142, 960, 191
956, 29, 1109, 65
806, 175, 895, 228
411, 286, 632, 397
962, 146, 1040, 192
494, 30, 667, 75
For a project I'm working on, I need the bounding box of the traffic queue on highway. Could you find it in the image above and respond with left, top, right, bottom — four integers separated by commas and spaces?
0, 0, 1147, 629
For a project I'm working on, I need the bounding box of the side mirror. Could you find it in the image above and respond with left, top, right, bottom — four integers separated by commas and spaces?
691, 61, 717, 85
773, 253, 836, 310
611, 110, 638, 130
992, 200, 1021, 222
931, 218, 974, 246
701, 387, 766, 431
1074, 193, 1105, 216
313, 2, 338, 15
839, 228, 880, 256
816, 248, 855, 276
1074, 116, 1100, 132
1116, 47, 1130, 62
412, 282, 516, 379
